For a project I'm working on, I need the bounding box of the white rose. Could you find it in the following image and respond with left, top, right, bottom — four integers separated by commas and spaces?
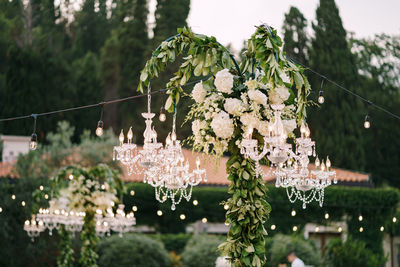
192, 82, 207, 103
283, 119, 297, 134
240, 112, 259, 128
224, 98, 245, 116
214, 69, 234, 94
269, 86, 290, 104
210, 111, 234, 139
248, 89, 268, 106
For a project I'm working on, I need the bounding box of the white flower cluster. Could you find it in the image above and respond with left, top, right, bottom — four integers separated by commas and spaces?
214, 69, 234, 94
188, 69, 297, 158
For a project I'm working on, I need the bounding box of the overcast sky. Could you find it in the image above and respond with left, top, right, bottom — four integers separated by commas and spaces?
186, 0, 400, 51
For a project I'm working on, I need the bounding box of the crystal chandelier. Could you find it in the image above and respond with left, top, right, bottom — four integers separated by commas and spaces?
26, 200, 136, 239
240, 105, 336, 208
144, 112, 206, 210
113, 85, 162, 175
24, 216, 45, 241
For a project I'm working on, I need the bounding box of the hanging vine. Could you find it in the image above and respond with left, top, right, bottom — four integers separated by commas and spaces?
138, 25, 311, 267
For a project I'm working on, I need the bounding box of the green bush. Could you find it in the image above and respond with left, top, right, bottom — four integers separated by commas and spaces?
182, 235, 225, 267
151, 233, 192, 254
97, 234, 171, 267
325, 238, 386, 267
265, 234, 322, 267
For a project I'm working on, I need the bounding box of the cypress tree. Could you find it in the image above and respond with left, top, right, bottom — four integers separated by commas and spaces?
282, 6, 309, 65
309, 0, 365, 170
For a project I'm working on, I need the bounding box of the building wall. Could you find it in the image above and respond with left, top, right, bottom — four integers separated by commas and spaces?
1, 135, 30, 162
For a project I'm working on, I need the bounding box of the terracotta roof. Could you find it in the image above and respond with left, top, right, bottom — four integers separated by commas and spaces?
123, 148, 369, 185
0, 161, 16, 178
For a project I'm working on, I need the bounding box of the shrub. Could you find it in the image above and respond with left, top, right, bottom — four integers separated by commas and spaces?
97, 234, 171, 267
182, 235, 225, 267
266, 234, 322, 267
153, 233, 192, 254
325, 238, 386, 267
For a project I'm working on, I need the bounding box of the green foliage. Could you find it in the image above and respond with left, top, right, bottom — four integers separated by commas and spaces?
181, 235, 225, 267
57, 226, 74, 267
325, 238, 385, 267
151, 233, 193, 254
97, 233, 171, 267
266, 234, 322, 267
80, 209, 99, 267
282, 6, 309, 65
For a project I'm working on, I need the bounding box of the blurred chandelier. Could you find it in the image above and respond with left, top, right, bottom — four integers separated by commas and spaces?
144, 112, 206, 210
25, 200, 136, 240
240, 104, 336, 208
113, 85, 162, 175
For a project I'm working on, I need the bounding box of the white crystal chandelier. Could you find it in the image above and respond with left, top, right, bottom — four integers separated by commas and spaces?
113, 84, 162, 175
25, 199, 136, 240
144, 112, 206, 210
240, 104, 336, 208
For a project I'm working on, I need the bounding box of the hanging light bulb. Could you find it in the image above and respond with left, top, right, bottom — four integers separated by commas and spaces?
364, 114, 370, 129
315, 157, 320, 168
318, 90, 325, 104
96, 120, 104, 136
30, 133, 38, 151
159, 107, 166, 122
171, 132, 177, 141
196, 157, 201, 169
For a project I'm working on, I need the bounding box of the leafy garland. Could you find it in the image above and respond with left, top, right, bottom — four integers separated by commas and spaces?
57, 225, 74, 267
138, 25, 310, 267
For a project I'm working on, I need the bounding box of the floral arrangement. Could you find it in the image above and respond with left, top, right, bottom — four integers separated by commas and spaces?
188, 70, 297, 158
138, 25, 310, 267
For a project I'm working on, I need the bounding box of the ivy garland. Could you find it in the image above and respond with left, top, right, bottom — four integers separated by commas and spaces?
138, 25, 311, 267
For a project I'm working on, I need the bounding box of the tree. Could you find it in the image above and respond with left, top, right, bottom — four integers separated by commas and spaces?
308, 0, 365, 171
350, 34, 400, 186
282, 6, 309, 65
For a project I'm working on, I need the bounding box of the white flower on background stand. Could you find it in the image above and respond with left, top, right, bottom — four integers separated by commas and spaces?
192, 82, 207, 103
215, 256, 231, 267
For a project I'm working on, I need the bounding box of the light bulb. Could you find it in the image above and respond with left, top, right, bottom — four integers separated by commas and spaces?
193, 200, 198, 206
326, 157, 331, 169
380, 226, 384, 232
247, 127, 253, 138
325, 213, 329, 219
271, 224, 276, 230
127, 127, 133, 142
315, 157, 320, 168
166, 134, 171, 145
119, 130, 124, 145
358, 215, 363, 221
364, 115, 370, 129
196, 157, 201, 168
180, 214, 186, 220
321, 161, 326, 171
96, 120, 104, 136
171, 132, 177, 141
202, 218, 208, 223
30, 133, 37, 150
291, 210, 296, 216
159, 107, 166, 122
300, 123, 307, 134
157, 210, 163, 216
318, 90, 325, 104
338, 227, 343, 233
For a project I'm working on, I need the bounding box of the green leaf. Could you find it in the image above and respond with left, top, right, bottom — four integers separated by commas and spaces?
194, 63, 203, 76
245, 244, 255, 253
140, 71, 148, 82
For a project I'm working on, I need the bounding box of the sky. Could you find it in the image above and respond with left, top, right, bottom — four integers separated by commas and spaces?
186, 0, 400, 51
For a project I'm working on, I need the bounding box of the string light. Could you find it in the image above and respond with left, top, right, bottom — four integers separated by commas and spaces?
0, 207, 2, 213
359, 227, 364, 232
130, 190, 135, 196
193, 200, 199, 206
393, 217, 397, 223
180, 214, 186, 220
324, 213, 329, 219
159, 107, 166, 122
270, 224, 276, 230
157, 210, 163, 216
29, 114, 38, 150
318, 78, 325, 104
293, 226, 298, 232
44, 194, 49, 199
364, 114, 370, 129
202, 218, 207, 223
21, 201, 26, 207
69, 174, 74, 180
291, 210, 296, 217
11, 194, 15, 200
132, 206, 138, 212
95, 103, 105, 137
358, 215, 363, 221
224, 204, 229, 210
380, 226, 384, 232
338, 227, 343, 233
315, 226, 320, 232
39, 185, 43, 191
